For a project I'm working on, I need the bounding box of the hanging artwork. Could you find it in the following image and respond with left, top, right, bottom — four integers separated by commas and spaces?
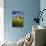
12, 11, 24, 27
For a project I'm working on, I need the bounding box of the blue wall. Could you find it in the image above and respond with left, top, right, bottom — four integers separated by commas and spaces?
4, 0, 40, 42
40, 0, 46, 27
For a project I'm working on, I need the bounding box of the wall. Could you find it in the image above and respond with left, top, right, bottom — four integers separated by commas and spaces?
40, 0, 46, 27
4, 0, 40, 42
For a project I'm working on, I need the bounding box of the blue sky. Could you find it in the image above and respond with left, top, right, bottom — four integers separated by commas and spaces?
12, 11, 24, 17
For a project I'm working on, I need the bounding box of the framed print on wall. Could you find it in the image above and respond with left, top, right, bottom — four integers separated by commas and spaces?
12, 11, 24, 27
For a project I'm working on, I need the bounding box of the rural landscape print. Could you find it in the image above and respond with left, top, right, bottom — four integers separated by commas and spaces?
12, 11, 24, 27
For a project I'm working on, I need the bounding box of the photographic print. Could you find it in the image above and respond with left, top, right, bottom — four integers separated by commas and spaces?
12, 11, 24, 27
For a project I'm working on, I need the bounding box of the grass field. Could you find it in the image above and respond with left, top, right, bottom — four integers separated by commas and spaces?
12, 16, 23, 27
